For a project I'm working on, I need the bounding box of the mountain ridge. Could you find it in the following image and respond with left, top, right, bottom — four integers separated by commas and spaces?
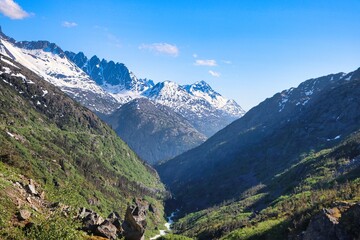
157, 67, 360, 212
101, 98, 207, 165
65, 49, 245, 137
0, 52, 166, 238
0, 27, 244, 165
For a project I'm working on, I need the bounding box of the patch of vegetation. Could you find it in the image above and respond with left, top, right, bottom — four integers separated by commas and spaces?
25, 211, 84, 240
158, 234, 194, 240
0, 58, 166, 238
173, 131, 360, 239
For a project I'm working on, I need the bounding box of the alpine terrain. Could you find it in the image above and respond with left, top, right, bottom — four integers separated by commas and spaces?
102, 98, 207, 165
66, 51, 245, 137
1, 7, 359, 240
157, 67, 360, 239
0, 53, 167, 239
0, 27, 245, 165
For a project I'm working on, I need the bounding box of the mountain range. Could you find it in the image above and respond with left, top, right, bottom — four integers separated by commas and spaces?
1, 25, 360, 240
66, 50, 245, 138
0, 27, 245, 164
155, 66, 360, 239
157, 67, 360, 212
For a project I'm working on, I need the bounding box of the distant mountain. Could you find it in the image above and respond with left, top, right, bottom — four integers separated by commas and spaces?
65, 51, 155, 104
66, 50, 245, 137
0, 28, 245, 166
157, 67, 360, 212
102, 98, 207, 165
143, 80, 245, 137
0, 53, 165, 238
0, 29, 118, 114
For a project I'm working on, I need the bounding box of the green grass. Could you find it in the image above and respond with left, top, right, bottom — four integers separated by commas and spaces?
172, 132, 360, 239
158, 234, 194, 240
222, 218, 286, 240
0, 60, 167, 238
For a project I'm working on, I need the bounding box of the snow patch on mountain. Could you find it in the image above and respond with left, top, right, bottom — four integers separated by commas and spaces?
277, 73, 348, 113
1, 29, 245, 135
0, 36, 118, 113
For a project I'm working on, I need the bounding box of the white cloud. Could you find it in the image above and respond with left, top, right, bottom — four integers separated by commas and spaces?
139, 43, 179, 57
62, 21, 78, 28
0, 0, 29, 20
222, 60, 232, 64
209, 70, 221, 77
194, 59, 217, 66
193, 53, 198, 58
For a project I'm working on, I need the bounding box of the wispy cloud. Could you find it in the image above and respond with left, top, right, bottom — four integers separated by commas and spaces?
106, 33, 121, 48
194, 59, 217, 66
93, 25, 121, 48
139, 43, 179, 57
209, 70, 221, 77
222, 60, 232, 64
192, 53, 198, 58
62, 21, 78, 28
0, 0, 29, 20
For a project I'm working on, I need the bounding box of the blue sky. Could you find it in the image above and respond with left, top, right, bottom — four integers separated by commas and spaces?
1, 0, 359, 110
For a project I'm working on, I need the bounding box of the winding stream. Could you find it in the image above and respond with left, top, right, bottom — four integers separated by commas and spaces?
150, 210, 178, 240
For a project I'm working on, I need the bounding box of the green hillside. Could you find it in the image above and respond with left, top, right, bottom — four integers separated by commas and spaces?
171, 131, 360, 239
0, 54, 166, 239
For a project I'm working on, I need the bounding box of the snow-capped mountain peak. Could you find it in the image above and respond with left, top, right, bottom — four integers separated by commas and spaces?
183, 80, 218, 97
129, 72, 155, 93
182, 80, 245, 116
0, 30, 118, 113
0, 28, 246, 136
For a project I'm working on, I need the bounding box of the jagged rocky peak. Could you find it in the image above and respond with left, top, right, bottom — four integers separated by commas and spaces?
129, 72, 155, 93
0, 29, 119, 114
64, 51, 88, 67
183, 80, 219, 97
65, 51, 134, 89
0, 27, 66, 58
142, 80, 183, 100
17, 41, 65, 56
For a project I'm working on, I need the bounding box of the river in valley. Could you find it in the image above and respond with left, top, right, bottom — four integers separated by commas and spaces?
150, 210, 178, 240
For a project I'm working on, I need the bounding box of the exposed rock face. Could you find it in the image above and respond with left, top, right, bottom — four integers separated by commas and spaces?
78, 199, 149, 240
26, 184, 37, 196
122, 199, 149, 240
96, 220, 119, 240
78, 208, 120, 239
107, 212, 122, 229
18, 209, 31, 221
303, 202, 360, 240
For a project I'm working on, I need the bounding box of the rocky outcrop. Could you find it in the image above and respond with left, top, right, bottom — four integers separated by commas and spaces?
122, 198, 149, 240
18, 209, 31, 221
78, 198, 149, 240
96, 220, 120, 240
78, 208, 119, 239
303, 202, 360, 240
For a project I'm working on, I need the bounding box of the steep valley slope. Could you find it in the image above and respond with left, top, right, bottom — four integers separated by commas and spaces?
0, 28, 245, 166
157, 67, 360, 213
0, 54, 166, 239
156, 67, 360, 240
101, 98, 206, 165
